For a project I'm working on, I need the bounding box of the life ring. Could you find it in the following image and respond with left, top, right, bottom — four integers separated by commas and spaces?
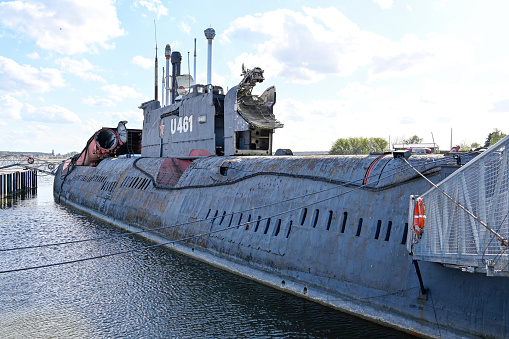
27, 157, 34, 164
47, 163, 55, 170
413, 197, 426, 236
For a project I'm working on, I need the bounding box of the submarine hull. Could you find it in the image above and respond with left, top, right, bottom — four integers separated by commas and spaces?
54, 154, 509, 338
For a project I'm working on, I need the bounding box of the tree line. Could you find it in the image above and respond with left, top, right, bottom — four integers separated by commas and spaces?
329, 129, 506, 155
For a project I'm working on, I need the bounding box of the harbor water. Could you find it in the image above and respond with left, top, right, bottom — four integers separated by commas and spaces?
0, 174, 414, 338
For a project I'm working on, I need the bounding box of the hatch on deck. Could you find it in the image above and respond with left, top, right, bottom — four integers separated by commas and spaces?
236, 93, 283, 130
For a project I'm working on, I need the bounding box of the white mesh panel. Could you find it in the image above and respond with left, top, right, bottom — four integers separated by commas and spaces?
410, 135, 509, 274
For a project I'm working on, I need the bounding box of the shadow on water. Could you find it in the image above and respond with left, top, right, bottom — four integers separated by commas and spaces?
0, 175, 415, 338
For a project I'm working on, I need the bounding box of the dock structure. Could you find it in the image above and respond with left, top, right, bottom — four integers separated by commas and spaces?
0, 168, 37, 198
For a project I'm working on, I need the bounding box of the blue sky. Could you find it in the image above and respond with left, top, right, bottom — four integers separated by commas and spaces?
1, 0, 508, 153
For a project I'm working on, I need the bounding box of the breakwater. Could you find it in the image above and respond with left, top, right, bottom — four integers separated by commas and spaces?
0, 168, 37, 198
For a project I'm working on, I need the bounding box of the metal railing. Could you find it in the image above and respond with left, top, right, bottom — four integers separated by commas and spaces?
409, 135, 509, 276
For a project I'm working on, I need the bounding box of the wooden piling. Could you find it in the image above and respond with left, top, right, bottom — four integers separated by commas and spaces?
0, 168, 38, 198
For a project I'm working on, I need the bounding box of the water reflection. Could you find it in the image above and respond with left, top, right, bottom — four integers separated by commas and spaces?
0, 175, 414, 338
0, 188, 37, 209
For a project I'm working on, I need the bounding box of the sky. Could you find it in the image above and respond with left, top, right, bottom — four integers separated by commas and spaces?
0, 0, 508, 154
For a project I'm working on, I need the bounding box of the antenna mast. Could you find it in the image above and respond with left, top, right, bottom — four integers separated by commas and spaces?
193, 38, 197, 86
165, 44, 171, 106
161, 66, 165, 105
154, 20, 158, 101
204, 28, 216, 88
188, 52, 191, 88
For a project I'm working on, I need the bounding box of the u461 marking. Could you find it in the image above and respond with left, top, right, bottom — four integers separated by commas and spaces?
170, 115, 193, 134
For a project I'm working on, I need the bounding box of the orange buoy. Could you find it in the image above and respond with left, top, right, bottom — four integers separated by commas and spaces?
413, 197, 426, 236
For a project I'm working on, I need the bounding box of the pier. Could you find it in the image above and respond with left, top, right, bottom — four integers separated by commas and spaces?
0, 168, 37, 198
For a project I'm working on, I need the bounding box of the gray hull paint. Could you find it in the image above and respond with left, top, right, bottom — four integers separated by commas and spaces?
54, 155, 508, 338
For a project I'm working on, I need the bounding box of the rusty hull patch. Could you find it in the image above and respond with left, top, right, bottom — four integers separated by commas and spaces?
156, 158, 192, 187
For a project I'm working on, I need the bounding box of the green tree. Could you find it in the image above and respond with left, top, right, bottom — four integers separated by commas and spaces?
403, 135, 423, 144
459, 141, 482, 152
485, 129, 507, 147
371, 137, 389, 153
330, 138, 350, 155
329, 137, 388, 155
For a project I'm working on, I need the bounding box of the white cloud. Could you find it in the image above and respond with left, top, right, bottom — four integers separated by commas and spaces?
274, 98, 349, 151
133, 0, 168, 18
0, 95, 80, 124
178, 15, 198, 35
56, 57, 106, 82
224, 7, 387, 83
271, 78, 509, 152
185, 15, 197, 24
0, 0, 124, 55
373, 0, 393, 9
368, 33, 472, 81
1, 122, 88, 153
170, 40, 182, 50
465, 55, 509, 78
223, 7, 470, 84
104, 110, 143, 126
179, 21, 191, 34
434, 0, 449, 11
196, 71, 226, 89
27, 52, 40, 59
0, 95, 23, 119
101, 84, 143, 102
82, 85, 144, 107
0, 56, 65, 95
337, 82, 392, 102
132, 55, 153, 69
82, 96, 116, 107
76, 112, 142, 135
21, 103, 81, 124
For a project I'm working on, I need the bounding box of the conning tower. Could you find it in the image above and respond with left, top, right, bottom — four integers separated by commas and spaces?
139, 27, 283, 158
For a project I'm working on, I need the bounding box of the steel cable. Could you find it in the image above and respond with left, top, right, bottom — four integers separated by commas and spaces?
0, 164, 410, 274
1, 153, 447, 253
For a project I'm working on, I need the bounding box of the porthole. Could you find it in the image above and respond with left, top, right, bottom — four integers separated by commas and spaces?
375, 220, 382, 239
246, 214, 252, 230
401, 223, 408, 245
356, 218, 363, 236
286, 220, 293, 238
264, 218, 271, 234
211, 210, 219, 224
273, 219, 281, 236
326, 210, 333, 231
237, 213, 243, 229
300, 208, 308, 225
254, 216, 261, 232
385, 221, 392, 241
341, 212, 348, 233
311, 209, 319, 228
